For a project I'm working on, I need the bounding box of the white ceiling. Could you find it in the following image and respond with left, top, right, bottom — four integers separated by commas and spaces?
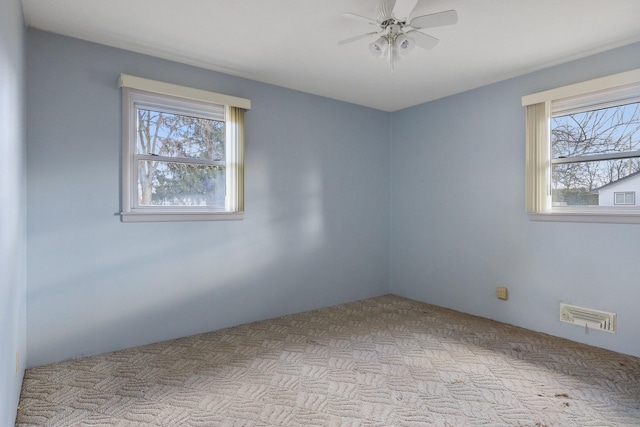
20, 0, 640, 112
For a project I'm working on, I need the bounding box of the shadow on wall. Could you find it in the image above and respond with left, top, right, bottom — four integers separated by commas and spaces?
26, 163, 332, 367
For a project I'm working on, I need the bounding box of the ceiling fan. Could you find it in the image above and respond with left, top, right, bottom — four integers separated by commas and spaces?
338, 0, 458, 71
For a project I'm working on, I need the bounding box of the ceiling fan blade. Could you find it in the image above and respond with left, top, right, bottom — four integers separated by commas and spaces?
392, 0, 420, 21
407, 30, 439, 50
338, 32, 378, 45
342, 12, 377, 25
375, 0, 394, 22
410, 10, 458, 29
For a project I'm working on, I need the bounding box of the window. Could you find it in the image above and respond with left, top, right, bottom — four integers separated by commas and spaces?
522, 68, 640, 223
614, 192, 636, 205
119, 75, 250, 222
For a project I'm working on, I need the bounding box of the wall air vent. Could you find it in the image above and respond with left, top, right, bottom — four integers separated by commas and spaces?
560, 303, 616, 333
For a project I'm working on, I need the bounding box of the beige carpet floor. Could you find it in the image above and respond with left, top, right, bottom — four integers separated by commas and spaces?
15, 294, 640, 426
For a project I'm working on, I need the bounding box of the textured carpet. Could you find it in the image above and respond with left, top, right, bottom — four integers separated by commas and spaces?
16, 294, 640, 426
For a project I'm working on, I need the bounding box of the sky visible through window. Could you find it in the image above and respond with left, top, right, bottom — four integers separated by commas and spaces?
551, 102, 640, 206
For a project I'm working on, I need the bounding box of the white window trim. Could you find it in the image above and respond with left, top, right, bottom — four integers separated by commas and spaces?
522, 68, 640, 224
118, 74, 251, 109
614, 191, 635, 205
119, 74, 250, 222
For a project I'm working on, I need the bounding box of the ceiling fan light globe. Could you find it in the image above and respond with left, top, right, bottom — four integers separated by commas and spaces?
396, 34, 415, 54
368, 43, 384, 57
369, 36, 389, 57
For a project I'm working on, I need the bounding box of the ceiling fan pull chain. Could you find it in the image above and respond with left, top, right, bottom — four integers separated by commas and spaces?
390, 41, 395, 72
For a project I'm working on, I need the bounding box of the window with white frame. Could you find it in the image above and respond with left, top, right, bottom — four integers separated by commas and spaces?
119, 75, 250, 222
614, 191, 636, 205
522, 68, 640, 223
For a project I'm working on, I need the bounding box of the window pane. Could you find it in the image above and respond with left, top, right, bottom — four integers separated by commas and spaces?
551, 102, 640, 207
552, 102, 640, 159
136, 108, 225, 161
552, 159, 640, 206
614, 192, 636, 205
627, 192, 635, 204
138, 161, 225, 207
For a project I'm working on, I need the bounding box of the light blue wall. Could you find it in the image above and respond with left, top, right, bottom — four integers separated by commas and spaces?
0, 0, 26, 423
390, 41, 640, 357
26, 30, 390, 367
25, 26, 640, 372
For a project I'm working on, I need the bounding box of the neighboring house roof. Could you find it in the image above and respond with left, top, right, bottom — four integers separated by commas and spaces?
591, 170, 640, 193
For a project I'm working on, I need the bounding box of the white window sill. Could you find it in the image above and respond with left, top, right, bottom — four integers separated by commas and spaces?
529, 210, 640, 224
120, 211, 244, 223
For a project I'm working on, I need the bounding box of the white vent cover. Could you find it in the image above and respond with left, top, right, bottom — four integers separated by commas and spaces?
560, 303, 616, 333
